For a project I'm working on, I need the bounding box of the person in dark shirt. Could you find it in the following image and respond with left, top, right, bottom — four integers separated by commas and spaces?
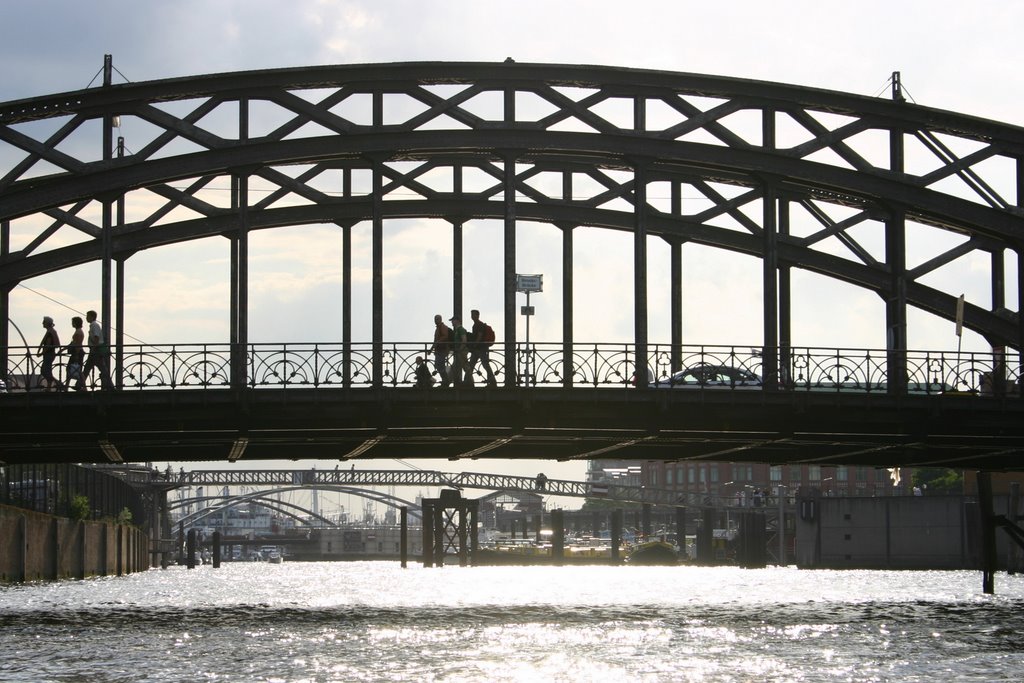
468, 309, 497, 387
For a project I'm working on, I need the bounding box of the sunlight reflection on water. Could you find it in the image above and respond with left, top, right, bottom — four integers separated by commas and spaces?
2, 563, 1024, 682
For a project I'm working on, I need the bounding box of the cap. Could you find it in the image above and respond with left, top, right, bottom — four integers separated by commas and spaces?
449, 315, 460, 322
43, 316, 53, 325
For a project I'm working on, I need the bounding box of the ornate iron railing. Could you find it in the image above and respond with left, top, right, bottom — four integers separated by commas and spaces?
1, 342, 1018, 395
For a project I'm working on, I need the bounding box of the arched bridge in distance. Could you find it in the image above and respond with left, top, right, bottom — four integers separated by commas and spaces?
165, 469, 708, 529
2, 59, 1024, 471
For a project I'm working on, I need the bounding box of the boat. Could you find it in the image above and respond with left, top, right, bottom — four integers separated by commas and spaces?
627, 540, 680, 565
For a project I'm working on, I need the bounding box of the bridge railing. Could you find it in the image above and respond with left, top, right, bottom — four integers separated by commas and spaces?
1, 342, 1018, 395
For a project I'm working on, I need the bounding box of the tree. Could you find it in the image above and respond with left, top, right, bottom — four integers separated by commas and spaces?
69, 495, 90, 521
912, 468, 963, 494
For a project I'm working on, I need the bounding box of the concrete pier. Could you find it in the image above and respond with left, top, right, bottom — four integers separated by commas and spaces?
0, 504, 148, 582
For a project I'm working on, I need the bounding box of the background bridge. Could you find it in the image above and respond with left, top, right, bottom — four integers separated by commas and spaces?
3, 61, 1024, 472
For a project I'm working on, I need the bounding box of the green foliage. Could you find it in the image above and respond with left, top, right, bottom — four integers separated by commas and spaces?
69, 495, 90, 521
911, 468, 963, 494
116, 507, 133, 525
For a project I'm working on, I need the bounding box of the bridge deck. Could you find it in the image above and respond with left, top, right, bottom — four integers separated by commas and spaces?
3, 386, 1022, 470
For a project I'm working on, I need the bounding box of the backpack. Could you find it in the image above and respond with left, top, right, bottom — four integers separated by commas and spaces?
442, 325, 454, 352
482, 323, 495, 346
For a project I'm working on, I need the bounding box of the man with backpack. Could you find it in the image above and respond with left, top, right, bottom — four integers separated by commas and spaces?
468, 309, 497, 388
429, 314, 453, 387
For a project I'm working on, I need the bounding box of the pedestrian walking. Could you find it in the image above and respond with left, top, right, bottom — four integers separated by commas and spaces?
429, 314, 453, 387
468, 309, 497, 387
78, 309, 112, 390
36, 316, 63, 390
66, 316, 85, 390
449, 316, 470, 386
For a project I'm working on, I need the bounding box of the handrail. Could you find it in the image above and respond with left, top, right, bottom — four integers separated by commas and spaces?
0, 342, 1018, 396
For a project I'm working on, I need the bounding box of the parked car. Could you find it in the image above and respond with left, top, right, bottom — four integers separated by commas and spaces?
659, 363, 762, 389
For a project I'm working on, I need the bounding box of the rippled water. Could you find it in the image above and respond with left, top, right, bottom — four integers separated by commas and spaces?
2, 563, 1024, 682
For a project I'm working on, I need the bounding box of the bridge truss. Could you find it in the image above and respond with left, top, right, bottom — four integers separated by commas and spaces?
2, 60, 1024, 469
174, 468, 709, 508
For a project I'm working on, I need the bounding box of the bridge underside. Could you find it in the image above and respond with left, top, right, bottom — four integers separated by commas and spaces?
3, 390, 1023, 470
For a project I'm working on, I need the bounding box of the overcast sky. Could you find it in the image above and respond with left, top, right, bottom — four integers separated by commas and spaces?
2, 1, 1022, 503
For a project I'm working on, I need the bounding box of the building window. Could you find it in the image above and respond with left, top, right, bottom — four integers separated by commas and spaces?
699, 466, 707, 483
808, 465, 821, 482
710, 467, 719, 483
667, 469, 674, 485
789, 466, 801, 482
770, 466, 782, 482
837, 466, 849, 482
651, 470, 658, 486
689, 467, 695, 484
856, 467, 868, 482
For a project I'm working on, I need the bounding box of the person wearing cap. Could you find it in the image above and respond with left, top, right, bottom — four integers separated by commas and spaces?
36, 316, 63, 391
449, 315, 469, 386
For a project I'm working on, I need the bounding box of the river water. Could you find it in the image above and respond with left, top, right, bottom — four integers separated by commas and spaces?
2, 563, 1023, 682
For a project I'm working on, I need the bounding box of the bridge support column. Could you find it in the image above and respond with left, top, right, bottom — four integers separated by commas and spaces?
675, 507, 686, 554
737, 512, 767, 569
421, 501, 433, 568
186, 528, 197, 570
978, 471, 997, 594
633, 163, 649, 387
551, 509, 565, 565
610, 509, 623, 564
502, 153, 517, 388
423, 490, 478, 568
886, 113, 908, 394
1009, 483, 1021, 574
400, 506, 408, 569
697, 507, 714, 564
561, 220, 574, 388
212, 531, 221, 569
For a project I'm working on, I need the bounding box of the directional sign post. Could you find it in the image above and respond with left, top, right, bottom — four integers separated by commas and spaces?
516, 274, 543, 386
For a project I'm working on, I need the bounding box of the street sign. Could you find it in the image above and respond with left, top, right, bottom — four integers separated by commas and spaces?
516, 273, 543, 293
955, 293, 964, 337
521, 305, 535, 316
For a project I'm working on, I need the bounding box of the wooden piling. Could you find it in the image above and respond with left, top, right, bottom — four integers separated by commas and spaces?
212, 531, 221, 568
978, 471, 997, 594
552, 509, 565, 565
400, 506, 408, 568
610, 509, 623, 564
421, 501, 433, 568
186, 528, 197, 570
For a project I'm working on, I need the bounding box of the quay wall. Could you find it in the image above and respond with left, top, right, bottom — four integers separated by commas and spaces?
0, 503, 149, 582
794, 494, 1018, 570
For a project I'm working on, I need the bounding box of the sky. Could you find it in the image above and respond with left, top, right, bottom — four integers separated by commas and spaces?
2, 1, 1023, 510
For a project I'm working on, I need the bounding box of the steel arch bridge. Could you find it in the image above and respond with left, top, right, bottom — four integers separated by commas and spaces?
2, 60, 1024, 469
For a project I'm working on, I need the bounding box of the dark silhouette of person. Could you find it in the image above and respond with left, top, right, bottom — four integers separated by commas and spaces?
37, 316, 62, 391
414, 356, 434, 388
468, 309, 497, 387
66, 316, 85, 390
449, 316, 469, 386
429, 314, 451, 387
78, 309, 112, 390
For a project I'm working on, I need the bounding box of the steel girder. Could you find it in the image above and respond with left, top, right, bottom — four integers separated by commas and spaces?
2, 61, 1024, 346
